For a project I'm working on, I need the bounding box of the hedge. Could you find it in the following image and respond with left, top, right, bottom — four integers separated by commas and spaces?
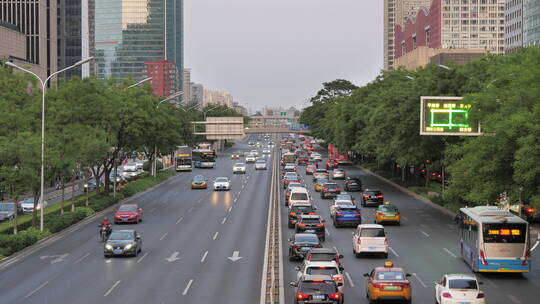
143, 160, 163, 172
0, 228, 51, 257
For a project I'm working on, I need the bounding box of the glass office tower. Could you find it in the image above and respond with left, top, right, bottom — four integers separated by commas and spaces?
94, 0, 183, 90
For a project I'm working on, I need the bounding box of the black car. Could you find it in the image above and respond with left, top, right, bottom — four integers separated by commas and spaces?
344, 176, 362, 191
321, 182, 341, 199
288, 233, 321, 261
288, 204, 317, 228
290, 275, 343, 304
361, 189, 384, 207
305, 248, 344, 269
104, 230, 142, 257
295, 215, 326, 241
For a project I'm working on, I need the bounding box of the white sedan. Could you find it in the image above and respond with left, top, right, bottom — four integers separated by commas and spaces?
329, 199, 355, 216
435, 274, 486, 304
213, 177, 231, 191
232, 163, 246, 174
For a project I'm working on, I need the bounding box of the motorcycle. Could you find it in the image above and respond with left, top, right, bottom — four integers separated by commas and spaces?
99, 224, 112, 242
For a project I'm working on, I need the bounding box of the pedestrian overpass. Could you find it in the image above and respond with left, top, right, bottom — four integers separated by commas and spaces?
244, 127, 310, 134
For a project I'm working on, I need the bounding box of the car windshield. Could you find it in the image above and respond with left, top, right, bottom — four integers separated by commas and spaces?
307, 165, 316, 169
324, 183, 338, 188
286, 176, 299, 181
291, 193, 308, 200
448, 279, 478, 289
316, 179, 328, 185
118, 205, 137, 212
376, 271, 404, 280
288, 184, 302, 190
306, 267, 338, 276
292, 205, 314, 213
193, 176, 205, 182
336, 195, 352, 200
299, 282, 337, 293
315, 169, 327, 173
309, 253, 337, 261
215, 177, 229, 182
301, 218, 321, 224
294, 234, 319, 243
256, 160, 266, 163
336, 201, 354, 207
0, 203, 14, 211
379, 205, 398, 212
360, 228, 385, 237
108, 231, 134, 240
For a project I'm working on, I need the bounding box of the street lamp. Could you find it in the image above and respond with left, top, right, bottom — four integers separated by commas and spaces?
6, 57, 94, 231
437, 64, 452, 71
153, 91, 184, 177
404, 76, 414, 80
127, 77, 152, 88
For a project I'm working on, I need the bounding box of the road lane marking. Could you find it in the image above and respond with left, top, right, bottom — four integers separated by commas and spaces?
443, 247, 458, 258
104, 280, 121, 297
25, 281, 49, 298
188, 207, 194, 213
402, 216, 409, 221
136, 252, 148, 263
419, 224, 429, 229
242, 185, 245, 189
531, 240, 540, 252
345, 272, 355, 287
73, 252, 90, 264
419, 230, 430, 237
237, 191, 242, 196
228, 206, 233, 213
234, 198, 238, 203
201, 251, 209, 263
412, 273, 427, 288
326, 229, 331, 236
182, 279, 194, 296
389, 247, 400, 257
222, 217, 227, 224
507, 294, 522, 304
176, 217, 183, 224
159, 232, 168, 241
213, 232, 219, 240
150, 207, 156, 213
105, 259, 112, 264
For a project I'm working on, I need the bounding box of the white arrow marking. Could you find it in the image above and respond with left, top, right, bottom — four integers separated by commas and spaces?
227, 251, 243, 262
40, 254, 69, 264
165, 252, 180, 263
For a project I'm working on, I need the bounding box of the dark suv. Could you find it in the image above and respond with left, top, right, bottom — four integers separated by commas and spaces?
288, 204, 317, 228
296, 215, 326, 241
344, 176, 362, 192
290, 275, 343, 304
361, 189, 384, 207
321, 183, 341, 199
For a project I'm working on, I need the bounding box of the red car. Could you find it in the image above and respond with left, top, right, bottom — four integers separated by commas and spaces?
283, 175, 301, 189
326, 160, 339, 169
114, 204, 143, 224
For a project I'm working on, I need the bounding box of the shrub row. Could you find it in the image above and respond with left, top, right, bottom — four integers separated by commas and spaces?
0, 228, 51, 257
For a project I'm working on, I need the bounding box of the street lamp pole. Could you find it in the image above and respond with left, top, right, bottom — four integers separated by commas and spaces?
6, 57, 94, 231
154, 91, 184, 177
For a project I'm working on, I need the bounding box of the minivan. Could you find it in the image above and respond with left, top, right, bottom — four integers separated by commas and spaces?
289, 187, 310, 206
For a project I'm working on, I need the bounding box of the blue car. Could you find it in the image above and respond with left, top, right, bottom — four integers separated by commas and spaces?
332, 207, 361, 227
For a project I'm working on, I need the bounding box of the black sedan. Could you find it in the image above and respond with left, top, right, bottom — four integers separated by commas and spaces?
361, 189, 384, 207
320, 182, 341, 199
104, 230, 142, 257
288, 233, 321, 261
344, 176, 362, 191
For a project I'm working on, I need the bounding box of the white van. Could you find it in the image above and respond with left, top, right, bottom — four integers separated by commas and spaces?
288, 187, 311, 206
352, 224, 388, 258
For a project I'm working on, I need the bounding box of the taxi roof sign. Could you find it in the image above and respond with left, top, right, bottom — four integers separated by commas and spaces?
384, 261, 394, 268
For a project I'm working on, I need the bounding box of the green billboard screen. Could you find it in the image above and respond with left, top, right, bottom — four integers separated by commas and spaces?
420, 96, 481, 136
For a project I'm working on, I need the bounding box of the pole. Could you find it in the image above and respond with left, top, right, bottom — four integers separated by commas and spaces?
39, 84, 45, 232
113, 163, 117, 198
153, 145, 157, 177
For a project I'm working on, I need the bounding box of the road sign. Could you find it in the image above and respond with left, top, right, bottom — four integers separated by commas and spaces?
420, 96, 481, 136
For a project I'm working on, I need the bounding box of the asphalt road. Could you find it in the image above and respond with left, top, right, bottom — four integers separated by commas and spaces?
0, 135, 272, 304
280, 148, 540, 304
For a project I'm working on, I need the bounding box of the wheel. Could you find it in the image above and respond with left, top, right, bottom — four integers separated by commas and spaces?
101, 232, 106, 242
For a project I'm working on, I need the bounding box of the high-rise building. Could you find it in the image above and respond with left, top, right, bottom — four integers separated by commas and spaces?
144, 58, 177, 97
93, 0, 183, 90
0, 0, 58, 80
384, 0, 432, 70
190, 82, 204, 106
523, 0, 540, 46
394, 0, 505, 70
202, 88, 233, 108
505, 0, 523, 53
183, 68, 191, 103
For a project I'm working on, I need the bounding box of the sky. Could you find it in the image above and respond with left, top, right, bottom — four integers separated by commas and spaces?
184, 0, 383, 112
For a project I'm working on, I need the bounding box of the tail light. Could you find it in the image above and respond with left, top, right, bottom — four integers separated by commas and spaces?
442, 292, 452, 298
335, 188, 341, 192
315, 244, 322, 248
308, 212, 316, 215
296, 292, 309, 300
336, 213, 344, 216
377, 195, 384, 198
477, 292, 485, 299
377, 212, 384, 216
297, 223, 306, 227
316, 223, 324, 227
292, 244, 300, 249
479, 249, 488, 266
353, 213, 361, 216
363, 195, 369, 198
323, 188, 328, 191
356, 238, 361, 245
371, 282, 384, 289
333, 275, 343, 282
527, 208, 534, 213
289, 212, 297, 216
522, 249, 530, 266
329, 292, 341, 300
384, 238, 388, 245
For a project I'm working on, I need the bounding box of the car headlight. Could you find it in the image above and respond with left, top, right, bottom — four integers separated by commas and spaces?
125, 243, 133, 250
105, 244, 113, 250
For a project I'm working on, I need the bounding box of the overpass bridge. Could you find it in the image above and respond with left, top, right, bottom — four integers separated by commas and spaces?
244, 127, 310, 134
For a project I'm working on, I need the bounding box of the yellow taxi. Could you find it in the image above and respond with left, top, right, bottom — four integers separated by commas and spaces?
191, 175, 207, 189
230, 153, 240, 159
374, 202, 401, 225
314, 178, 329, 192
364, 261, 412, 303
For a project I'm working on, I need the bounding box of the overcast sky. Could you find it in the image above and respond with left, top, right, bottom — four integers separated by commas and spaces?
184, 0, 383, 111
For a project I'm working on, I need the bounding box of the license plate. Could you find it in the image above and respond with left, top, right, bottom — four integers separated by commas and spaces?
498, 267, 510, 271
384, 214, 395, 217
368, 247, 377, 250
384, 286, 399, 291
306, 229, 315, 233
301, 247, 310, 251
371, 195, 377, 198
458, 302, 470, 304
312, 294, 325, 300
122, 218, 128, 222
113, 249, 123, 254
343, 214, 354, 217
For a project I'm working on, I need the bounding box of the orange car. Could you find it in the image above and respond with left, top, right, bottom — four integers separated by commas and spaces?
314, 178, 328, 192
374, 203, 401, 225
364, 261, 412, 303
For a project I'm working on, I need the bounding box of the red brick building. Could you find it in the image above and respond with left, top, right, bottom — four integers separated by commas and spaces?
144, 59, 177, 97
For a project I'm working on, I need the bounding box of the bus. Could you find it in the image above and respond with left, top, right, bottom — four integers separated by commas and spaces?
192, 149, 216, 168
175, 146, 192, 172
456, 206, 530, 273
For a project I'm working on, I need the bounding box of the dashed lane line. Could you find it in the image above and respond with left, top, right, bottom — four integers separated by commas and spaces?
73, 253, 90, 264
136, 252, 148, 263
201, 251, 209, 263
507, 294, 522, 304
104, 280, 121, 297
182, 279, 194, 296
213, 232, 219, 240
150, 207, 156, 213
412, 273, 427, 288
419, 230, 430, 237
24, 281, 49, 298
188, 207, 194, 213
443, 247, 458, 258
228, 206, 233, 213
345, 272, 355, 287
222, 217, 227, 224
176, 217, 183, 225
389, 247, 400, 257
159, 232, 168, 241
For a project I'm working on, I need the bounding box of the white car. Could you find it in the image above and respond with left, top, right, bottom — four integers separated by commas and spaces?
19, 197, 48, 213
250, 150, 259, 157
135, 160, 145, 171
262, 149, 271, 154
352, 224, 388, 258
213, 177, 231, 191
255, 160, 267, 170
245, 154, 256, 163
295, 260, 345, 291
232, 163, 246, 174
330, 199, 356, 216
435, 274, 486, 304
330, 169, 346, 180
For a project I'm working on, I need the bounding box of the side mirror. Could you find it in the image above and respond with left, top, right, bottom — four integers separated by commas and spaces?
289, 282, 297, 287
322, 219, 326, 223
339, 266, 344, 271
136, 236, 141, 240
363, 273, 370, 277
294, 266, 301, 271
339, 254, 344, 259
313, 206, 317, 210
478, 281, 484, 285
406, 273, 412, 277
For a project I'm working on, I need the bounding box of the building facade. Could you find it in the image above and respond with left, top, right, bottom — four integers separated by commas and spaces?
202, 88, 233, 108
524, 0, 540, 46
384, 0, 433, 70
0, 0, 58, 80
190, 82, 203, 106
57, 0, 82, 78
144, 58, 177, 97
93, 0, 183, 89
182, 68, 191, 103
505, 0, 523, 53
394, 0, 505, 69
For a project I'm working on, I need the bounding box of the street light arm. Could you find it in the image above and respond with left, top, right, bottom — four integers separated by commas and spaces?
128, 77, 152, 88
6, 62, 44, 87
156, 91, 184, 108
45, 56, 95, 84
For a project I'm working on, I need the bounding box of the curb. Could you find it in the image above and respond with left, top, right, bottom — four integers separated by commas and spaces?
0, 173, 176, 271
356, 165, 457, 218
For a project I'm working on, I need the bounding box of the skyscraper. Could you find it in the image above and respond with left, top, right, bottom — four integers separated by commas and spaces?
93, 0, 183, 90
384, 0, 432, 70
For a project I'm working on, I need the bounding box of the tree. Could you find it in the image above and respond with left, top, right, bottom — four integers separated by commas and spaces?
309, 79, 359, 104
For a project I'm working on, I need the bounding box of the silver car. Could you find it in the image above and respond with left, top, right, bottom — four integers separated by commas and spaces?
331, 169, 346, 180
233, 163, 247, 174
255, 159, 267, 170
0, 203, 16, 221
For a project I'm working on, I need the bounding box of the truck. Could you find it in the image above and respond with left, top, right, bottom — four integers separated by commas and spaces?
281, 152, 296, 166
175, 146, 192, 172
328, 144, 350, 164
